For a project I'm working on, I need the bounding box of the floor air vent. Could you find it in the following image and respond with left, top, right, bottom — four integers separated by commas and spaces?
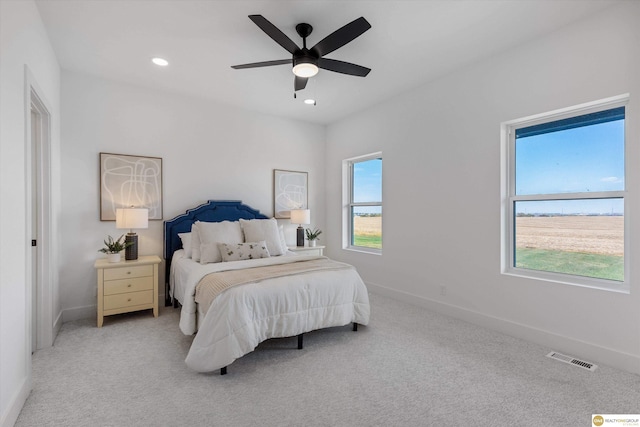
546, 351, 598, 371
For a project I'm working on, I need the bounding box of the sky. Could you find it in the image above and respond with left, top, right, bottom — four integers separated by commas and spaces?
515, 119, 624, 215
353, 157, 382, 215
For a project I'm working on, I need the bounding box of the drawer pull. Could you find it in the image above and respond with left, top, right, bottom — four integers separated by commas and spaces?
127, 271, 131, 275
127, 298, 132, 302
127, 284, 132, 287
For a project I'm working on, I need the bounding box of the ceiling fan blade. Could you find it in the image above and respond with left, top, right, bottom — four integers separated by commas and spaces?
318, 58, 370, 77
311, 17, 371, 57
249, 15, 299, 55
294, 76, 308, 91
231, 59, 291, 69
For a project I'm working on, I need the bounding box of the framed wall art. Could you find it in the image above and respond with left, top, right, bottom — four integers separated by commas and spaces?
273, 169, 308, 219
100, 152, 163, 221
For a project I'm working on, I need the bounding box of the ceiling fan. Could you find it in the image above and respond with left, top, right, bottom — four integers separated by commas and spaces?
231, 15, 372, 93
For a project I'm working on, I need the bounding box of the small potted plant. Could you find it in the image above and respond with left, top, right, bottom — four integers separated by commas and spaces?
305, 228, 322, 247
99, 234, 132, 263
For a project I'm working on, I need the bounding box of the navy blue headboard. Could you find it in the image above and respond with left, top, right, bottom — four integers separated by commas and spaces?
163, 200, 268, 305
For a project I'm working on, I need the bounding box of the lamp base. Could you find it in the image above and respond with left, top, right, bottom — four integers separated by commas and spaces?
296, 226, 305, 247
125, 233, 138, 260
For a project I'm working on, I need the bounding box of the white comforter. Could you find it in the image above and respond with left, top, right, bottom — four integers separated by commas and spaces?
170, 251, 370, 372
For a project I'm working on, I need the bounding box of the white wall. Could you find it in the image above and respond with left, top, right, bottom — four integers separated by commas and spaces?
60, 71, 326, 320
0, 1, 61, 426
325, 2, 640, 374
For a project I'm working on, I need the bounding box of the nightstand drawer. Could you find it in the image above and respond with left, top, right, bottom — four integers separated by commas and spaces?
103, 276, 153, 296
104, 290, 153, 310
104, 265, 153, 281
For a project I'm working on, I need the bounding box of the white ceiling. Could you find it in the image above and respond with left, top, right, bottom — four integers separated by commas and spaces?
35, 0, 620, 125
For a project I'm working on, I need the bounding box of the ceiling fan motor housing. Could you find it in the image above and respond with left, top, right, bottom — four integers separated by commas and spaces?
293, 48, 319, 69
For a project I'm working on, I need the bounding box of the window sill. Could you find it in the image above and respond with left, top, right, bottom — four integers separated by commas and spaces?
343, 246, 382, 256
502, 268, 629, 294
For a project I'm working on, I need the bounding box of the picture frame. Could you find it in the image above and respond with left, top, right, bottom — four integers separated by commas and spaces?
273, 169, 308, 219
100, 152, 163, 221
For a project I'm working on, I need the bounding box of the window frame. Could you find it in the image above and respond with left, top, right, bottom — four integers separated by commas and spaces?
501, 95, 629, 293
342, 152, 382, 255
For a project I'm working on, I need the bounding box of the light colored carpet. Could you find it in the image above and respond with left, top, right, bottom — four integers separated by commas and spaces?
15, 293, 640, 427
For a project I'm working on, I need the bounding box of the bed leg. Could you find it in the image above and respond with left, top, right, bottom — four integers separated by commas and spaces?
297, 333, 303, 350
220, 366, 227, 375
173, 298, 179, 309
353, 323, 358, 332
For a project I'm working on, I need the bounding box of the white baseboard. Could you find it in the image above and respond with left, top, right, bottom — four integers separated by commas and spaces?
62, 293, 167, 323
53, 309, 62, 341
366, 281, 640, 375
62, 304, 95, 323
0, 377, 30, 427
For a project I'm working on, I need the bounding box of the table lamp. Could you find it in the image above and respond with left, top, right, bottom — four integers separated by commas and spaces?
116, 207, 149, 260
290, 209, 310, 247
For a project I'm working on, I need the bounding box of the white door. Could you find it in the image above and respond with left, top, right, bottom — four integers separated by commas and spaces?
30, 107, 40, 353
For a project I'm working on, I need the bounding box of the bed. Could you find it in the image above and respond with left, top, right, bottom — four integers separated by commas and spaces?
164, 200, 370, 375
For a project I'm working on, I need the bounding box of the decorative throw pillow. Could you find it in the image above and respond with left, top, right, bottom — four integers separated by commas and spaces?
198, 220, 244, 264
218, 241, 270, 262
178, 232, 192, 258
239, 218, 285, 256
191, 223, 202, 262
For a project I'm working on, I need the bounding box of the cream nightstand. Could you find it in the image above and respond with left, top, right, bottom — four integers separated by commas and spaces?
288, 245, 325, 256
95, 255, 161, 327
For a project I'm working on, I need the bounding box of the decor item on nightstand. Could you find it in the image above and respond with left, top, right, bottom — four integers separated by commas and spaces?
98, 234, 132, 263
305, 227, 322, 247
290, 209, 310, 247
116, 208, 149, 261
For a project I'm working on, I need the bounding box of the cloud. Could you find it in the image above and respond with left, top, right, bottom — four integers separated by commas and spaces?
601, 176, 622, 183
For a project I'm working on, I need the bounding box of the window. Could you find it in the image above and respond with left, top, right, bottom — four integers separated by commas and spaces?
503, 96, 627, 291
344, 153, 382, 253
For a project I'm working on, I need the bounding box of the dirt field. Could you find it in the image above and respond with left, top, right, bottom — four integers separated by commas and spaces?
515, 216, 623, 256
354, 216, 382, 236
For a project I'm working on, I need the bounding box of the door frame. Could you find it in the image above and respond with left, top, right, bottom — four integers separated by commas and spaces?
25, 66, 54, 352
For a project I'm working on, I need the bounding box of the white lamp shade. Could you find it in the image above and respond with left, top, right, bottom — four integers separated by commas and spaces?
116, 208, 149, 229
290, 209, 310, 225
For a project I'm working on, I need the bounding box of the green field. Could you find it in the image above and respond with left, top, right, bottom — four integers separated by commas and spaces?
515, 248, 623, 281
354, 234, 382, 249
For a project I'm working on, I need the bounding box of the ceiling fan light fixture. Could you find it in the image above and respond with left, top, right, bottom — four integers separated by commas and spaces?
292, 62, 318, 78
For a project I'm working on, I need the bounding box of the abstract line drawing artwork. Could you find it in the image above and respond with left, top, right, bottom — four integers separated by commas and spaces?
273, 169, 308, 219
100, 152, 163, 221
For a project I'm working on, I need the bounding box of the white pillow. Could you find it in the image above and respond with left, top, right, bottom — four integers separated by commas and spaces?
198, 220, 244, 264
218, 241, 270, 262
239, 218, 285, 256
178, 232, 192, 258
279, 225, 288, 252
191, 223, 201, 262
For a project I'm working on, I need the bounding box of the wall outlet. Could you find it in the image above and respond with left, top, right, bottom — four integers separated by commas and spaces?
440, 285, 447, 296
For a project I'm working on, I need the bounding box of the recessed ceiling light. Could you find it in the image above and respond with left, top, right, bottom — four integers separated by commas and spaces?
152, 57, 169, 66
304, 99, 316, 106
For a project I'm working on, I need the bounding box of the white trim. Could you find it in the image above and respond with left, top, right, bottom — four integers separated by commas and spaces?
366, 281, 640, 375
25, 66, 55, 349
61, 293, 166, 323
342, 151, 382, 254
62, 304, 97, 323
0, 377, 30, 427
501, 94, 630, 292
